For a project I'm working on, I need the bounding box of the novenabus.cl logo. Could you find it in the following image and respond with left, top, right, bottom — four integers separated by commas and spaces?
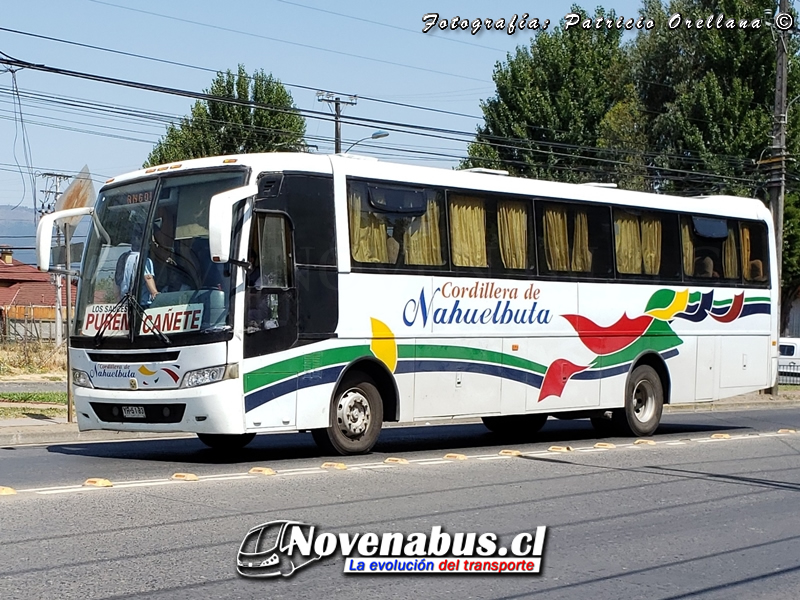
237, 520, 321, 578
237, 522, 547, 577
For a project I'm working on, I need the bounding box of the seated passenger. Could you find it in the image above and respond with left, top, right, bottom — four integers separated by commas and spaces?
748, 259, 762, 281
695, 256, 715, 278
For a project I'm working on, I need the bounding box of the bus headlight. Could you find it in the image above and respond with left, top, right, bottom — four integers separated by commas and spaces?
72, 369, 94, 389
182, 364, 237, 388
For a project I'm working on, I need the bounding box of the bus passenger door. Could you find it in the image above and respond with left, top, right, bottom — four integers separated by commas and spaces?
243, 211, 298, 429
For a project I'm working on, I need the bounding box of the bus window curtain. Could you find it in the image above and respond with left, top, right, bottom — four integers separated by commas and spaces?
404, 199, 443, 265
449, 195, 487, 267
681, 219, 694, 276
723, 227, 739, 279
543, 205, 570, 271
614, 212, 642, 274
741, 224, 755, 281
571, 209, 592, 272
498, 200, 527, 269
640, 215, 662, 275
347, 187, 388, 263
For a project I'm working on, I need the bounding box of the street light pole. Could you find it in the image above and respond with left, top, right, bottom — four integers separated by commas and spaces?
344, 130, 390, 153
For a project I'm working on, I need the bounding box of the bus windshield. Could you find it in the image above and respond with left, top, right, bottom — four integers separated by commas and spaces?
75, 170, 247, 342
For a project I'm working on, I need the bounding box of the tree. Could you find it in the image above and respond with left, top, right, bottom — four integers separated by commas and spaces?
462, 6, 630, 183
144, 65, 306, 167
632, 0, 798, 196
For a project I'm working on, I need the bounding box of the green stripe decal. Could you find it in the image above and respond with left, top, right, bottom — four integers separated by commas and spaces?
244, 345, 370, 393
407, 344, 547, 374
744, 296, 770, 303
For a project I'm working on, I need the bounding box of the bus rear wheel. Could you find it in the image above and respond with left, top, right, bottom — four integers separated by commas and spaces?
311, 374, 384, 455
482, 414, 548, 437
197, 433, 256, 450
613, 365, 663, 436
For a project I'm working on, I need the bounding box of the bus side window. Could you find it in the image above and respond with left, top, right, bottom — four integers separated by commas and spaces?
741, 221, 770, 285
246, 213, 291, 333
681, 216, 741, 283
537, 201, 612, 278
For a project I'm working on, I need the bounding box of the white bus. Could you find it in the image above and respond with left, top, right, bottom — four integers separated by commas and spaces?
37, 153, 777, 454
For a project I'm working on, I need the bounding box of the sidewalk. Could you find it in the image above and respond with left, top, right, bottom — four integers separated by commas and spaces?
1, 388, 799, 447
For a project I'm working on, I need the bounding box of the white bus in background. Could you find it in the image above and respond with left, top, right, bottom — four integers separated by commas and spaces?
37, 153, 777, 454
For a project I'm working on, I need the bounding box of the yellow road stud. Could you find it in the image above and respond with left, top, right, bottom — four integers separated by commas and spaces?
171, 473, 199, 481
594, 442, 616, 449
548, 446, 573, 452
0, 486, 17, 495
321, 462, 347, 470
634, 439, 656, 445
711, 433, 731, 439
248, 467, 276, 476
778, 428, 797, 434
83, 478, 113, 487
499, 449, 522, 456
384, 457, 409, 465
443, 453, 467, 460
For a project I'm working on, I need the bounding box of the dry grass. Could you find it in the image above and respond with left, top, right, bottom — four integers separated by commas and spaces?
0, 342, 67, 376
0, 405, 66, 420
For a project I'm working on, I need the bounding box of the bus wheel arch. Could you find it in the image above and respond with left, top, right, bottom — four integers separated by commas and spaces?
631, 352, 671, 405
336, 358, 400, 422
310, 358, 397, 455
613, 353, 668, 437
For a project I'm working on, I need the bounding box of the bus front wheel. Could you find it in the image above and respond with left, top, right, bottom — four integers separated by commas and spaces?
613, 365, 663, 436
197, 433, 256, 450
312, 374, 384, 455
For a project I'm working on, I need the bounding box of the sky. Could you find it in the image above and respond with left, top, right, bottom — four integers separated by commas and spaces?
0, 0, 644, 259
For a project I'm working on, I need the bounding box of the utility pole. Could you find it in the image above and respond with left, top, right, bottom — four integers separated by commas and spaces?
316, 92, 357, 153
39, 173, 70, 348
768, 0, 789, 396
39, 171, 73, 420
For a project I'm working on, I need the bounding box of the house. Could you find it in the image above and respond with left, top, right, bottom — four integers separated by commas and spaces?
0, 246, 76, 338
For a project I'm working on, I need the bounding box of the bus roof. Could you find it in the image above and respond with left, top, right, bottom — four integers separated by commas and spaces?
104, 152, 771, 223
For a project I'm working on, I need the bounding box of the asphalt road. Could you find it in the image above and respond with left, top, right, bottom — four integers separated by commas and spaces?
2, 409, 800, 599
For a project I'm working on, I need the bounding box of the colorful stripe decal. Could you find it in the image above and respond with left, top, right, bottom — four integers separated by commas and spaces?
243, 349, 680, 413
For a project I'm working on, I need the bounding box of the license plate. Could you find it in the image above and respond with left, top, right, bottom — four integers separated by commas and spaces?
122, 406, 146, 419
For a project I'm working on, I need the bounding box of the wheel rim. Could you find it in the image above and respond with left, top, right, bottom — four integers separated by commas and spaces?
336, 388, 371, 439
632, 380, 656, 423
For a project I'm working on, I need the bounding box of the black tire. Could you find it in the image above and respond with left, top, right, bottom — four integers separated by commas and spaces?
197, 432, 256, 450
311, 374, 384, 455
612, 364, 664, 436
482, 414, 548, 436
590, 414, 616, 436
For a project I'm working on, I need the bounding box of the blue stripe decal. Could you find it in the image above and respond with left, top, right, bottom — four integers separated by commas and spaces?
396, 360, 544, 388
245, 365, 344, 412
243, 349, 680, 413
740, 303, 771, 317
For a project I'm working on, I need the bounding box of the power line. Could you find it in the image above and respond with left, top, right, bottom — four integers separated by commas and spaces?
274, 0, 511, 53
0, 55, 768, 189
0, 26, 487, 122
85, 0, 490, 84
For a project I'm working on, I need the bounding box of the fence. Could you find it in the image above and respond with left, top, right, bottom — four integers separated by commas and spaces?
778, 362, 800, 386
0, 304, 67, 343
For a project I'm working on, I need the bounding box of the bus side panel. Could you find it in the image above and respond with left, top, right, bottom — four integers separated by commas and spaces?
717, 334, 771, 394
413, 337, 502, 419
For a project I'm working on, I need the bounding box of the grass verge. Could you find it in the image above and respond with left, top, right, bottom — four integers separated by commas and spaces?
0, 392, 67, 404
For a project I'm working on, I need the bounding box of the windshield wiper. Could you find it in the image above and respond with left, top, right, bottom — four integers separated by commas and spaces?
94, 292, 132, 347
127, 294, 171, 345
94, 293, 171, 346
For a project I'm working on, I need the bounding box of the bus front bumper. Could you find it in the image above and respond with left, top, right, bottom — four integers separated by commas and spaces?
74, 379, 246, 434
